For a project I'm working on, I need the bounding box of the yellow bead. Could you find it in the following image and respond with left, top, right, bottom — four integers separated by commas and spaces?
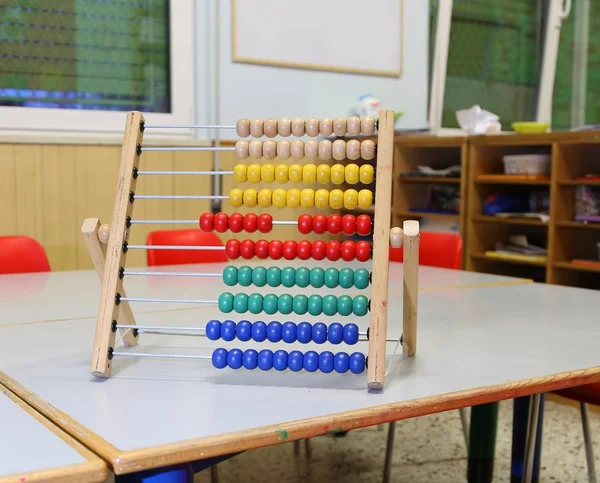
272, 188, 287, 208
315, 189, 329, 209
289, 164, 303, 183
358, 189, 373, 210
243, 188, 258, 207
275, 164, 289, 184
258, 188, 272, 207
300, 189, 315, 207
316, 164, 331, 184
360, 164, 374, 184
261, 164, 275, 183
286, 188, 300, 208
345, 164, 359, 184
329, 189, 344, 210
344, 189, 358, 210
247, 164, 261, 183
302, 164, 317, 183
229, 188, 244, 207
233, 164, 247, 183
330, 164, 345, 185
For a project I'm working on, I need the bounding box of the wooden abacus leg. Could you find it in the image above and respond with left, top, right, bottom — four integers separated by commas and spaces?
81, 218, 139, 347
402, 220, 420, 357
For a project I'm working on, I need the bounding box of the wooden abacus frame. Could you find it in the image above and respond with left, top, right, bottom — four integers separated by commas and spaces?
85, 109, 419, 390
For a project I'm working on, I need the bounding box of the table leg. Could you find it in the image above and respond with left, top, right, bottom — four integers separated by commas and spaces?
467, 402, 499, 483
511, 395, 545, 483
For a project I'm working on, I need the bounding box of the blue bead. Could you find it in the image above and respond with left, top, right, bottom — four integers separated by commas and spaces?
312, 322, 327, 344
334, 352, 350, 373
319, 351, 334, 373
212, 348, 228, 369
227, 348, 243, 369
205, 320, 221, 341
288, 350, 303, 372
242, 349, 258, 370
267, 321, 282, 342
236, 320, 252, 342
251, 321, 267, 342
343, 323, 359, 345
349, 352, 366, 374
297, 322, 312, 343
327, 323, 343, 344
282, 322, 297, 343
303, 351, 319, 372
221, 320, 236, 341
273, 350, 288, 371
258, 349, 273, 371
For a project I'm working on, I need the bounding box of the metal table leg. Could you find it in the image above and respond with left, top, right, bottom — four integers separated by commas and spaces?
467, 402, 499, 483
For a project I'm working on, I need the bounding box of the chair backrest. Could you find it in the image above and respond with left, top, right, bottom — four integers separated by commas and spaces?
389, 231, 463, 269
146, 229, 227, 266
0, 236, 51, 274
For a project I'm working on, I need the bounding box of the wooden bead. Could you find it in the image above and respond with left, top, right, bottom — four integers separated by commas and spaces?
347, 116, 361, 136
263, 140, 277, 160
361, 117, 375, 135
346, 139, 360, 160
320, 118, 333, 136
291, 118, 305, 137
249, 140, 263, 158
361, 140, 375, 160
278, 118, 292, 137
98, 224, 110, 244
290, 140, 304, 159
236, 119, 250, 137
318, 140, 332, 161
276, 140, 290, 159
389, 227, 404, 249
305, 140, 318, 159
333, 118, 347, 136
234, 140, 249, 159
332, 139, 346, 161
250, 119, 264, 137
305, 118, 320, 137
263, 118, 278, 138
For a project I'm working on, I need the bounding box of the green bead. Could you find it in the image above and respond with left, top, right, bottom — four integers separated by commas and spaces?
295, 267, 310, 288
278, 294, 293, 315
354, 269, 370, 289
263, 294, 279, 315
337, 295, 353, 316
322, 294, 338, 316
339, 268, 354, 289
281, 267, 296, 288
267, 267, 281, 287
252, 266, 267, 287
352, 295, 369, 316
237, 266, 253, 287
324, 268, 339, 289
292, 294, 308, 315
218, 292, 234, 313
248, 293, 264, 314
233, 293, 248, 313
309, 267, 324, 288
222, 266, 238, 287
307, 294, 323, 316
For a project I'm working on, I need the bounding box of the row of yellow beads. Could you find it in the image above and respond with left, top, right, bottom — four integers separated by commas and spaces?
233, 163, 374, 185
229, 188, 373, 210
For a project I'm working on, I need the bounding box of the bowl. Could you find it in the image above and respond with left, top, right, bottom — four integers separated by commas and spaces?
511, 122, 550, 134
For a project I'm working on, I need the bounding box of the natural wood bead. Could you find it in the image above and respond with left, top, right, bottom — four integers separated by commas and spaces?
98, 224, 111, 244
263, 140, 277, 160
332, 139, 346, 161
276, 140, 291, 159
347, 116, 361, 136
235, 140, 249, 159
333, 118, 347, 136
291, 118, 305, 137
236, 119, 250, 137
249, 140, 263, 158
320, 118, 333, 136
290, 140, 304, 159
346, 139, 361, 160
361, 117, 375, 135
263, 118, 278, 138
361, 140, 375, 160
305, 118, 320, 137
318, 140, 332, 160
278, 118, 292, 137
389, 227, 404, 249
250, 119, 264, 137
305, 140, 318, 159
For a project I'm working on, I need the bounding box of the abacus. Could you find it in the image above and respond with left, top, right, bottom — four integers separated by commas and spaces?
83, 110, 420, 390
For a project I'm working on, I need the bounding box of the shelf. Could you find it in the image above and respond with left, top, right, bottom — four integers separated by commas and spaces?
395, 210, 460, 221
557, 179, 600, 186
472, 215, 548, 227
555, 221, 600, 230
398, 176, 460, 184
554, 262, 600, 273
475, 177, 550, 186
471, 253, 547, 267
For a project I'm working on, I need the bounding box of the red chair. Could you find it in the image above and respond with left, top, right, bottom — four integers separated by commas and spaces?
146, 229, 227, 267
0, 236, 51, 274
389, 231, 463, 269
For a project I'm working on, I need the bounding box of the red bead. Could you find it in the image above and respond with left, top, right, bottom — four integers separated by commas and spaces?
255, 239, 270, 259
342, 214, 357, 236
228, 213, 243, 233
356, 241, 371, 262
326, 240, 341, 261
297, 214, 313, 235
240, 239, 255, 259
297, 240, 312, 260
257, 214, 273, 233
341, 240, 356, 262
269, 240, 283, 260
282, 240, 297, 260
313, 214, 327, 235
199, 213, 214, 231
356, 214, 372, 236
213, 213, 229, 233
327, 214, 342, 235
225, 239, 240, 259
311, 240, 326, 260
243, 213, 258, 233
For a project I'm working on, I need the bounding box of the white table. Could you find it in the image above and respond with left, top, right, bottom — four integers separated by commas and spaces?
0, 263, 599, 477
0, 384, 106, 483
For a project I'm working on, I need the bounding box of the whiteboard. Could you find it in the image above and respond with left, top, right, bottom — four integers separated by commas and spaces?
232, 0, 403, 77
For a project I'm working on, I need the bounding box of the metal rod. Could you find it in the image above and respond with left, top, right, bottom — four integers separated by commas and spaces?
123, 271, 221, 277
129, 220, 199, 225
137, 170, 234, 176
580, 402, 597, 483
523, 393, 542, 483
119, 297, 216, 304
133, 195, 229, 200
116, 324, 206, 332
383, 421, 396, 483
126, 244, 225, 251
141, 147, 235, 152
143, 124, 236, 129
112, 351, 212, 360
